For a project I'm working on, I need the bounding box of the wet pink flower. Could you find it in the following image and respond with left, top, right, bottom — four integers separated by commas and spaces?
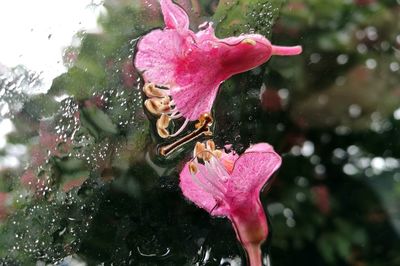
179, 141, 281, 266
134, 0, 302, 133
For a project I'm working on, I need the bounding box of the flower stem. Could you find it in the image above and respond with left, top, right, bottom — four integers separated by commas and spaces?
244, 243, 262, 266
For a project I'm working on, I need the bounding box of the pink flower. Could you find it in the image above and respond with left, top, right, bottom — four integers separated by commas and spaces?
134, 0, 302, 136
179, 141, 282, 266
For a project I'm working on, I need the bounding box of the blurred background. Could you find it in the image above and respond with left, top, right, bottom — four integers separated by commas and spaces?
0, 0, 399, 265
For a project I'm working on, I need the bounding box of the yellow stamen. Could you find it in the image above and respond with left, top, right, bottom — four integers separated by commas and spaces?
194, 142, 206, 160
144, 99, 157, 115
203, 151, 212, 161
157, 127, 170, 139
144, 98, 171, 115
189, 162, 198, 174
206, 140, 216, 151
156, 114, 170, 129
143, 83, 168, 98
160, 96, 170, 105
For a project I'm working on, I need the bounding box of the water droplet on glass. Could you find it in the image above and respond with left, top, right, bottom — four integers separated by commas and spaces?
390, 62, 399, 72
348, 104, 362, 118
336, 54, 348, 65
365, 58, 377, 69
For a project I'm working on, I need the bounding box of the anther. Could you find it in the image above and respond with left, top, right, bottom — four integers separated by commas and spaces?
206, 140, 215, 151
203, 151, 212, 161
189, 162, 198, 174
144, 99, 159, 115
157, 127, 170, 138
156, 114, 171, 139
156, 114, 170, 129
194, 142, 206, 159
144, 98, 171, 115
143, 83, 168, 98
160, 96, 170, 105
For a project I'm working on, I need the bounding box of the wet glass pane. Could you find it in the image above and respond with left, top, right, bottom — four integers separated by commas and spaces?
0, 0, 399, 265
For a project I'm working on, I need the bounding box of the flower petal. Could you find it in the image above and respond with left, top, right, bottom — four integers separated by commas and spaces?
228, 143, 282, 197
170, 82, 220, 120
179, 162, 229, 216
134, 29, 187, 85
220, 151, 239, 173
160, 0, 189, 30
245, 142, 275, 153
196, 22, 217, 42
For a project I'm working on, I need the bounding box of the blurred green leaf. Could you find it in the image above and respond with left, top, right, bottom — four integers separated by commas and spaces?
81, 106, 118, 137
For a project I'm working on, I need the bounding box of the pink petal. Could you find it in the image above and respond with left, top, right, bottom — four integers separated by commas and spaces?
245, 142, 275, 153
219, 151, 239, 174
196, 22, 217, 42
170, 82, 220, 120
169, 39, 223, 120
134, 29, 188, 85
228, 143, 282, 199
160, 0, 189, 30
179, 162, 229, 216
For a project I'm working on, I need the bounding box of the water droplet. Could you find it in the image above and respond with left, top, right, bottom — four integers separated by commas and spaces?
337, 54, 348, 65
310, 53, 321, 64
343, 163, 358, 175
366, 58, 377, 69
301, 141, 314, 157
393, 108, 400, 120
390, 62, 399, 72
348, 104, 362, 118
357, 43, 368, 54
365, 26, 378, 41
286, 218, 296, 228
